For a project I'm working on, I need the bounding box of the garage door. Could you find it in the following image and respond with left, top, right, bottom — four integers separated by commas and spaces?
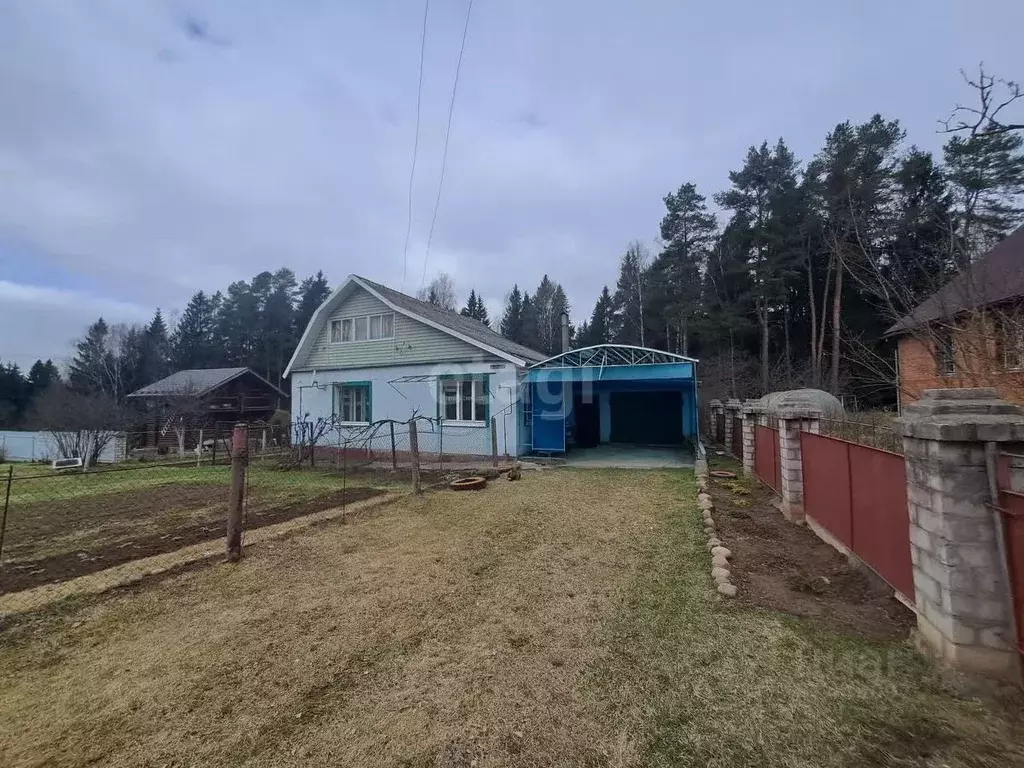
609, 390, 683, 445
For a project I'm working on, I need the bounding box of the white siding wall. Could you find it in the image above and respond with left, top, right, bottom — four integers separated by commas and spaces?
291, 361, 521, 458
298, 287, 499, 370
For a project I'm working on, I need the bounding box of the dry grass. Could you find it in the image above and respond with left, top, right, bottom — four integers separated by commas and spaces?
0, 468, 667, 767
1, 467, 1021, 767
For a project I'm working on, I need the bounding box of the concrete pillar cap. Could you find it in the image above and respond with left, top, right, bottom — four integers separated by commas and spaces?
895, 388, 1024, 442
709, 399, 723, 409
724, 398, 743, 410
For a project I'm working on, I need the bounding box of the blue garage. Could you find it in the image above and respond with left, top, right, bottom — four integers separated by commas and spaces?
517, 345, 699, 458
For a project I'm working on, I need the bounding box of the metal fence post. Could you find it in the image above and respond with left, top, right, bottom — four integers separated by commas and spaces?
491, 416, 499, 468
390, 422, 397, 470
227, 423, 249, 562
438, 419, 444, 473
409, 419, 421, 494
0, 465, 12, 567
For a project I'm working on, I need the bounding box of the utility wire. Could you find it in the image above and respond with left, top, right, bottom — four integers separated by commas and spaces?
401, 0, 431, 291
419, 0, 474, 292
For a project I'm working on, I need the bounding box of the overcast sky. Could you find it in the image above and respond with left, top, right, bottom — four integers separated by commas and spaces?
1, 1, 1022, 370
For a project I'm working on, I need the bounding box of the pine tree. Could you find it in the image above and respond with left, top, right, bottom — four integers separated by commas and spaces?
216, 281, 259, 366
171, 291, 221, 370
580, 287, 614, 346
68, 318, 111, 396
295, 271, 331, 339
0, 362, 28, 427
499, 285, 524, 340
649, 183, 717, 354
611, 243, 650, 345
27, 359, 60, 395
262, 268, 298, 385
519, 292, 540, 350
137, 309, 171, 385
460, 289, 490, 325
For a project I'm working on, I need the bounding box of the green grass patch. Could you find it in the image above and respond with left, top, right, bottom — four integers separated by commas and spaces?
591, 471, 1024, 768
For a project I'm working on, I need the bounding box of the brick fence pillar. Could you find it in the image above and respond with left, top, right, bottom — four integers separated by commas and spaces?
741, 401, 762, 476
724, 399, 741, 453
776, 407, 822, 523
895, 388, 1024, 681
708, 399, 723, 444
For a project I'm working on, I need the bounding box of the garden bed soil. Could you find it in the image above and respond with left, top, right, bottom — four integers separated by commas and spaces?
0, 485, 383, 595
708, 463, 915, 639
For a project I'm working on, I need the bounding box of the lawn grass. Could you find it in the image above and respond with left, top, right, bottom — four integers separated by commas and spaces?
591, 470, 1024, 767
0, 468, 1020, 767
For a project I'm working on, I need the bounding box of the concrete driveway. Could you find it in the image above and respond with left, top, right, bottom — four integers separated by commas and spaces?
562, 444, 693, 469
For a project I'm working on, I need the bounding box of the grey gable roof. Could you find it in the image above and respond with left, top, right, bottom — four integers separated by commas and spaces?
127, 367, 288, 399
886, 226, 1024, 335
354, 276, 547, 363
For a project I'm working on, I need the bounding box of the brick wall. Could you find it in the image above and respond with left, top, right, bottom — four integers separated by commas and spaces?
898, 325, 1024, 406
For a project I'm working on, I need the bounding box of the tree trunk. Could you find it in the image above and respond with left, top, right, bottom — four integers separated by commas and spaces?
760, 304, 769, 394
729, 330, 736, 398
784, 302, 792, 388
805, 249, 818, 387
829, 256, 844, 395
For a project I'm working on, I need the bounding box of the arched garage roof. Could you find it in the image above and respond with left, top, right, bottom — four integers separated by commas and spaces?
523, 344, 697, 383
528, 344, 697, 370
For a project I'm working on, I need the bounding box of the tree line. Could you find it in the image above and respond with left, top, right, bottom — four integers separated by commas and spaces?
551, 67, 1024, 404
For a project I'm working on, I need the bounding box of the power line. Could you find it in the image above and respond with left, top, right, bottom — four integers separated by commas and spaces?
419, 0, 474, 292
401, 0, 431, 291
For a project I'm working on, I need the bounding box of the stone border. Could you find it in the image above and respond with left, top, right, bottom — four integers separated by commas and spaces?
696, 460, 736, 598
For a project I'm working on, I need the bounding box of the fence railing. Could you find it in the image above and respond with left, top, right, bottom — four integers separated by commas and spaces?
818, 413, 903, 455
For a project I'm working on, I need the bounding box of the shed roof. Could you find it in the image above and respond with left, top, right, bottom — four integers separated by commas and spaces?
127, 367, 287, 399
886, 226, 1024, 335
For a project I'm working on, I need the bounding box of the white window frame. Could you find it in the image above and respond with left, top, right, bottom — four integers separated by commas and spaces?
330, 313, 394, 345
333, 382, 371, 425
439, 377, 488, 425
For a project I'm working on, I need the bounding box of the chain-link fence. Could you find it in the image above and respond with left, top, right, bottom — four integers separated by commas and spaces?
0, 453, 233, 613
0, 417, 512, 617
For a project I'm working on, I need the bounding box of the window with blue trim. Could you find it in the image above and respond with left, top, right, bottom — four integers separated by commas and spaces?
439, 376, 487, 422
334, 382, 371, 423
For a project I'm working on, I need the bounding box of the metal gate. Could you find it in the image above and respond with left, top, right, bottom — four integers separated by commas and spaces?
996, 453, 1024, 660
754, 425, 780, 493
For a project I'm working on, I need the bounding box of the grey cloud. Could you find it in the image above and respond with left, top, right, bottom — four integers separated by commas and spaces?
1, 0, 1022, 368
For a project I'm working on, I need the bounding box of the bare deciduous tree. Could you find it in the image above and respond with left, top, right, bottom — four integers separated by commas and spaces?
28, 386, 127, 468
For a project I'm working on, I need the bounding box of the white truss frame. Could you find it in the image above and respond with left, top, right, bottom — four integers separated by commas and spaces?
527, 344, 697, 371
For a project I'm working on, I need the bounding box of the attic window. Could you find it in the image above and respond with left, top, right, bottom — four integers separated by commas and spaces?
330, 313, 394, 343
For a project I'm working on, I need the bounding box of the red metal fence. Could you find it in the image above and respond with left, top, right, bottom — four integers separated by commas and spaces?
731, 417, 743, 459
801, 431, 914, 601
996, 454, 1024, 660
754, 425, 780, 493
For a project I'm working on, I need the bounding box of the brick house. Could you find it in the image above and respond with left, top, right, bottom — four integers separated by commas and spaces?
887, 226, 1024, 407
